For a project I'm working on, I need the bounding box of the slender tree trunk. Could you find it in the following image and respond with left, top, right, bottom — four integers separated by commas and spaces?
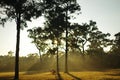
14, 1, 21, 80
65, 9, 68, 73
82, 43, 85, 54
35, 43, 42, 62
14, 11, 21, 80
56, 38, 59, 74
39, 50, 42, 62
82, 40, 87, 55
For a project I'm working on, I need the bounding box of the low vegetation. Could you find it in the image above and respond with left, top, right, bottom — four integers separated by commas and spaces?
0, 52, 120, 72
0, 69, 120, 80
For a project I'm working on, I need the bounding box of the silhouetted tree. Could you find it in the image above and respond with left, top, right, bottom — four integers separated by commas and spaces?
8, 51, 14, 57
87, 23, 111, 55
43, 2, 65, 74
28, 0, 81, 74
0, 0, 43, 79
68, 20, 98, 55
28, 12, 64, 75
68, 20, 112, 56
63, 0, 80, 73
110, 32, 120, 55
28, 27, 48, 62
114, 32, 120, 49
43, 0, 81, 73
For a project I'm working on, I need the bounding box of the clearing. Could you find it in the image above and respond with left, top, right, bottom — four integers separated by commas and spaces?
0, 69, 120, 80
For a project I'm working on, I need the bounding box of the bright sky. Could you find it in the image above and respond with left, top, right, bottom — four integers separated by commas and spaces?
0, 0, 120, 56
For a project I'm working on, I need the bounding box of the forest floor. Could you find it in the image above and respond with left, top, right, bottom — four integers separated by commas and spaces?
0, 69, 120, 80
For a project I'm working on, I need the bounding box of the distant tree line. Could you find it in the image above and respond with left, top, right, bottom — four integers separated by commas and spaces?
0, 46, 120, 72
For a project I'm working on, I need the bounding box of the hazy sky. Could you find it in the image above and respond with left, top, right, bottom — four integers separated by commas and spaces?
0, 0, 120, 56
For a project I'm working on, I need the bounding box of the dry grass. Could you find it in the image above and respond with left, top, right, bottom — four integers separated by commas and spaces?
0, 69, 120, 80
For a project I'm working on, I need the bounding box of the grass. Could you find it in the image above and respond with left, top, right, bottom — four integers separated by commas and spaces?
0, 69, 120, 80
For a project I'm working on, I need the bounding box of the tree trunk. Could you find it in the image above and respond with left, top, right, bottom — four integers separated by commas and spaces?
14, 1, 21, 80
82, 40, 87, 55
39, 50, 42, 62
14, 12, 21, 80
56, 38, 59, 74
65, 9, 68, 73
82, 43, 85, 54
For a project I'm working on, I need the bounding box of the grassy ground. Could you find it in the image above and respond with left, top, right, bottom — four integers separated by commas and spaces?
0, 69, 120, 80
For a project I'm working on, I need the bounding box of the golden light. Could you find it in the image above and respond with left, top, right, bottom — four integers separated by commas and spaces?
54, 40, 58, 44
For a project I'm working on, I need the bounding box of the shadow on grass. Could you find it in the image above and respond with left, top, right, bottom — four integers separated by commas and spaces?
0, 76, 13, 80
67, 73, 81, 80
55, 73, 63, 80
